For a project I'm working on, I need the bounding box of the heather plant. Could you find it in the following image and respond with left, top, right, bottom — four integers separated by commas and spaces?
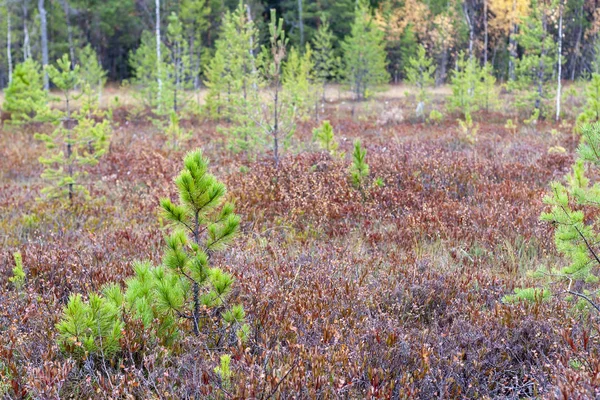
312, 120, 339, 156
3, 59, 48, 124
505, 122, 600, 313
34, 54, 111, 203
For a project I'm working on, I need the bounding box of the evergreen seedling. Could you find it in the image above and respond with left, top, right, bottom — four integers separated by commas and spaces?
349, 139, 369, 198
405, 44, 435, 120
313, 120, 339, 156
35, 54, 111, 203
504, 122, 600, 314
3, 59, 48, 124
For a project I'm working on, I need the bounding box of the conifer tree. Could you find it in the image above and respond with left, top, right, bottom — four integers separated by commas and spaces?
165, 12, 193, 113
204, 2, 258, 120
349, 139, 369, 198
577, 73, 600, 126
3, 58, 48, 124
342, 0, 389, 101
313, 120, 339, 156
57, 150, 248, 363
509, 0, 556, 116
129, 31, 167, 111
283, 44, 316, 119
77, 44, 107, 107
504, 122, 600, 313
448, 52, 482, 117
252, 9, 296, 167
34, 54, 111, 202
405, 44, 435, 120
312, 15, 336, 101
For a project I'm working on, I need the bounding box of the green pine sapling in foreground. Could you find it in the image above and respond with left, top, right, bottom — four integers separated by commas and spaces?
504, 122, 600, 313
57, 150, 248, 364
349, 139, 369, 199
34, 54, 111, 203
3, 59, 48, 124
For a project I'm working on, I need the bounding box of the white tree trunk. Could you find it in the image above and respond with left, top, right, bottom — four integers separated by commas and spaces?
556, 0, 563, 121
483, 0, 488, 65
155, 0, 162, 107
38, 0, 49, 90
7, 7, 12, 83
298, 0, 304, 46
22, 3, 30, 60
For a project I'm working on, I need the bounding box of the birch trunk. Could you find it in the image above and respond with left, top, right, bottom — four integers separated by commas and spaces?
155, 0, 162, 108
556, 0, 563, 121
7, 8, 12, 83
38, 0, 49, 90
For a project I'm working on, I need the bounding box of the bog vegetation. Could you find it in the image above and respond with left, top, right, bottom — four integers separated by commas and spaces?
3, 0, 600, 398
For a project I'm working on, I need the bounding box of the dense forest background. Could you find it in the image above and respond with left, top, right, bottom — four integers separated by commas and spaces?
3, 0, 600, 87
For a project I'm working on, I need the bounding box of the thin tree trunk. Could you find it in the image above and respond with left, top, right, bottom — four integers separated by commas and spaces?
7, 8, 12, 84
58, 0, 75, 68
483, 0, 488, 65
38, 0, 49, 90
462, 2, 474, 60
22, 3, 30, 60
155, 0, 162, 109
298, 0, 304, 47
570, 2, 583, 79
556, 0, 563, 121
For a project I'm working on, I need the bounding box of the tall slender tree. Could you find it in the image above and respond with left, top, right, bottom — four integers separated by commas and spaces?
342, 0, 389, 100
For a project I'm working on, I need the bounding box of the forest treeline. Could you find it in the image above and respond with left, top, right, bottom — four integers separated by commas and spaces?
3, 0, 600, 86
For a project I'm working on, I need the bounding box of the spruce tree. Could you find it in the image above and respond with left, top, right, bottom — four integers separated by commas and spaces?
405, 44, 435, 120
34, 54, 111, 202
3, 59, 48, 124
342, 0, 389, 101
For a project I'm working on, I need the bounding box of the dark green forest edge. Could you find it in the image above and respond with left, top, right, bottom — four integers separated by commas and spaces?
3, 0, 600, 398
